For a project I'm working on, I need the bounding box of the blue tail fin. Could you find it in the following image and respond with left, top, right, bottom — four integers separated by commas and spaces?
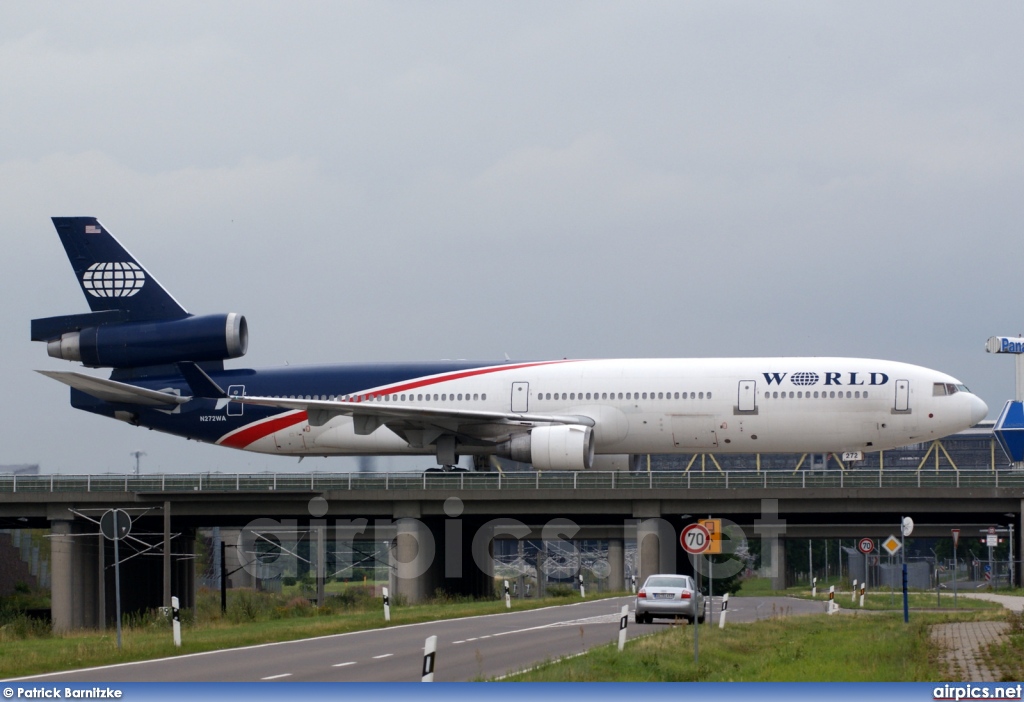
51, 217, 189, 322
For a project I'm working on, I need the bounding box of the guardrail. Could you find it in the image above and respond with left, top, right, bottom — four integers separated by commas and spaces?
1, 469, 1023, 494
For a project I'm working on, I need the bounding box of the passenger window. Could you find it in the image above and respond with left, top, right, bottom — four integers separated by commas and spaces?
482, 393, 487, 400
570, 393, 575, 400
642, 393, 648, 400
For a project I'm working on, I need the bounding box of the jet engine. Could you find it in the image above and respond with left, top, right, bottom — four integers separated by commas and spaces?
45, 313, 248, 368
498, 424, 595, 470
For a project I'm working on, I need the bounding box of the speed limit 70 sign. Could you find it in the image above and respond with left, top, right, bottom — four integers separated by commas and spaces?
680, 523, 711, 554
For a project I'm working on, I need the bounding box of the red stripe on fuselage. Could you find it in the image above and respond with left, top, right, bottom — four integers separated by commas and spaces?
217, 359, 578, 449
218, 410, 307, 449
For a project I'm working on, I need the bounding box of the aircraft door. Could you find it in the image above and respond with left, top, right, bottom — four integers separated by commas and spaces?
511, 382, 529, 413
227, 385, 245, 416
738, 380, 757, 412
894, 379, 910, 412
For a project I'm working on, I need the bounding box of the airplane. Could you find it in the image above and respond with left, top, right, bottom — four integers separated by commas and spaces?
32, 217, 989, 471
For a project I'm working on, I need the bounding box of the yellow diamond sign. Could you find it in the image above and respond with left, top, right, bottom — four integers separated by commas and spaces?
882, 535, 902, 556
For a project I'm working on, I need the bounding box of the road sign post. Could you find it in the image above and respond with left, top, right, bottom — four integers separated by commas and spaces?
901, 516, 914, 623
679, 522, 710, 666
99, 509, 131, 650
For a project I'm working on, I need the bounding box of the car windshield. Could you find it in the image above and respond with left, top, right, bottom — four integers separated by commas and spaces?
646, 576, 690, 588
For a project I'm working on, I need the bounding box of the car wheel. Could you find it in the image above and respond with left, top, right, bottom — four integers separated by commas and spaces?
697, 615, 705, 624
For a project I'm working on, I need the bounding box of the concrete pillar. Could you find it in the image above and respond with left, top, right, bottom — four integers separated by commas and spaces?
97, 531, 105, 630
770, 537, 787, 590
608, 538, 624, 592
316, 524, 326, 607
71, 526, 98, 629
395, 518, 435, 604
638, 521, 660, 583
50, 520, 74, 634
536, 542, 547, 598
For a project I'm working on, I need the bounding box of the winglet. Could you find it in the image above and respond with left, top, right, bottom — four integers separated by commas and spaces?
176, 362, 227, 398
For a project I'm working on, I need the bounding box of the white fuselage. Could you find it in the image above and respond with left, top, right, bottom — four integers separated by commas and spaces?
230, 357, 988, 459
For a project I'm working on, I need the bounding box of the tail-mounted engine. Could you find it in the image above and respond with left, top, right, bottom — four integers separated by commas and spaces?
35, 312, 248, 368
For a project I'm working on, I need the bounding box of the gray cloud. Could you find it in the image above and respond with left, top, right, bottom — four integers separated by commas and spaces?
2, 2, 1022, 473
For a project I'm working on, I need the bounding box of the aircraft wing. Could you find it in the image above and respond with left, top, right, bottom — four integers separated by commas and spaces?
233, 395, 595, 445
38, 370, 191, 407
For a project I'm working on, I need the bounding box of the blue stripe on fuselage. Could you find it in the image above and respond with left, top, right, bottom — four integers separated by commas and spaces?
71, 361, 505, 445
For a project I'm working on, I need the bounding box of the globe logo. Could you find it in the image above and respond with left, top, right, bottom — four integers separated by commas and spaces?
790, 372, 819, 386
82, 262, 146, 298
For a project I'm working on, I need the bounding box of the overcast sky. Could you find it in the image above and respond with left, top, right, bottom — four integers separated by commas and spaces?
2, 3, 1022, 474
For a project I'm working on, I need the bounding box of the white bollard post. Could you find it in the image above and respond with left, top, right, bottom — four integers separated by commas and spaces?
852, 579, 858, 603
618, 604, 628, 651
504, 579, 511, 609
718, 593, 729, 629
827, 585, 835, 615
631, 574, 636, 594
859, 582, 866, 608
579, 573, 585, 598
171, 595, 181, 647
383, 586, 391, 623
422, 635, 437, 682
812, 577, 817, 598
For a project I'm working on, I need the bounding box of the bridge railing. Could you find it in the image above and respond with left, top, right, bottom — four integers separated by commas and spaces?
1, 469, 1023, 493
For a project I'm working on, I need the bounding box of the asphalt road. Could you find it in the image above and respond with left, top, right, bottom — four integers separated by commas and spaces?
9, 595, 827, 683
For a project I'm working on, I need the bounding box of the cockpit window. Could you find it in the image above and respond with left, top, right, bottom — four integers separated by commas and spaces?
957, 384, 970, 393
933, 383, 947, 396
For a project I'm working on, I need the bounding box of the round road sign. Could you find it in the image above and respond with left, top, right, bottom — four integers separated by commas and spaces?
857, 538, 874, 554
680, 523, 711, 554
99, 509, 132, 541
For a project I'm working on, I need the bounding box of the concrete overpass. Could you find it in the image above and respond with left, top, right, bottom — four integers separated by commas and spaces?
2, 468, 1022, 631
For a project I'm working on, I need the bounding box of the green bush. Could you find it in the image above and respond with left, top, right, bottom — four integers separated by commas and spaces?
547, 584, 578, 598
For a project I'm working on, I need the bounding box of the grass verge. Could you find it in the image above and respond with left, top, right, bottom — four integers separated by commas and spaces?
0, 591, 623, 680
982, 610, 1024, 682
738, 578, 1000, 611
499, 610, 992, 682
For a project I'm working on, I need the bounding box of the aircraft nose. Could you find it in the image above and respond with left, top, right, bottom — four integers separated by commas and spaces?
969, 395, 988, 426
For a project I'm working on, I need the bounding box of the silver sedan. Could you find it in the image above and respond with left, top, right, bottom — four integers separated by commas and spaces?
634, 574, 705, 624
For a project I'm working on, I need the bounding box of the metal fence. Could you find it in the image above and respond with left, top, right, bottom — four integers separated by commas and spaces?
2, 469, 1024, 494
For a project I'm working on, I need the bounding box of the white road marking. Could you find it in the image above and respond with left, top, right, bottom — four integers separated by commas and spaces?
332, 662, 356, 668
372, 653, 393, 659
452, 640, 465, 644
7, 596, 635, 682
261, 673, 292, 680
